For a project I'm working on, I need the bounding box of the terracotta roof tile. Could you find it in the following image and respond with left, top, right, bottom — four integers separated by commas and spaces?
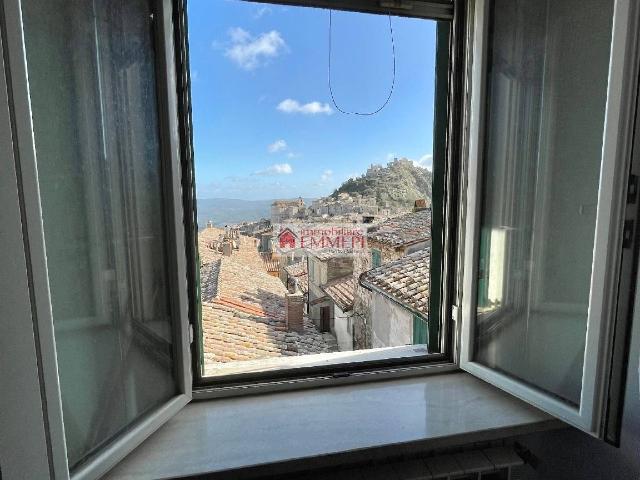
197, 229, 335, 368
360, 248, 431, 317
367, 209, 431, 247
322, 275, 356, 312
284, 261, 307, 277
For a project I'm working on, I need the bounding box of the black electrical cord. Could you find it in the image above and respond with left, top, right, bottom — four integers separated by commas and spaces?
328, 9, 396, 116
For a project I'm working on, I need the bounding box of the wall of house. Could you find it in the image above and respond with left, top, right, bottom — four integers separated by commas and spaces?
307, 256, 324, 327
367, 239, 403, 265
352, 248, 375, 349
370, 294, 412, 348
405, 240, 431, 255
332, 305, 354, 351
326, 256, 354, 282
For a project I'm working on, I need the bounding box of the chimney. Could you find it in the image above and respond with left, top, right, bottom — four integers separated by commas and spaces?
413, 199, 428, 212
286, 291, 304, 333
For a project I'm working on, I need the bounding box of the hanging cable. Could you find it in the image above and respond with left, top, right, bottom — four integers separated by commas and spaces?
328, 9, 396, 116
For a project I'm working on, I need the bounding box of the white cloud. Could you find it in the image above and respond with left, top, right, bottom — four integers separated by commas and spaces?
268, 139, 288, 153
255, 163, 293, 175
253, 6, 271, 19
277, 99, 333, 115
228, 27, 251, 43
413, 154, 433, 171
225, 28, 286, 70
321, 169, 333, 181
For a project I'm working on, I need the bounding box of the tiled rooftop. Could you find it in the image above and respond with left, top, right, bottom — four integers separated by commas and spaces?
284, 261, 306, 277
359, 248, 431, 317
366, 209, 431, 247
260, 253, 280, 274
309, 249, 344, 261
322, 275, 356, 312
198, 228, 335, 371
284, 261, 308, 294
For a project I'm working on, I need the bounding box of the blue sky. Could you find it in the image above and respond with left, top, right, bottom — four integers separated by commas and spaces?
188, 0, 436, 200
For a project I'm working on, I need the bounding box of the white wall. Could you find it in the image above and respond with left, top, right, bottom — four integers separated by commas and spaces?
333, 305, 353, 351
370, 294, 412, 348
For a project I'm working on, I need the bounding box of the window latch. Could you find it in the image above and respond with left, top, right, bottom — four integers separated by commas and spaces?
623, 220, 635, 249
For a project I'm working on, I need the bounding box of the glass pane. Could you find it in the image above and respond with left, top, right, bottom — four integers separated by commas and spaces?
189, 0, 444, 378
22, 0, 177, 469
474, 0, 614, 405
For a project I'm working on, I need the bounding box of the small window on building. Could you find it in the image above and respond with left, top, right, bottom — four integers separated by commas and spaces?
371, 249, 382, 268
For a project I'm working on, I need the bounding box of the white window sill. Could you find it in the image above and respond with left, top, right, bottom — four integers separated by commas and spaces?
104, 372, 561, 479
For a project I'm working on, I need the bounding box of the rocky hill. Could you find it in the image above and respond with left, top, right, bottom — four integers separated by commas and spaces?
330, 158, 432, 208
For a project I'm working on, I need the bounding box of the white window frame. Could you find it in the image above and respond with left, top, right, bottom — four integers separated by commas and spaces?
0, 0, 192, 478
460, 0, 640, 436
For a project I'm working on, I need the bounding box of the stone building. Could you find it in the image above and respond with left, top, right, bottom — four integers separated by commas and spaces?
367, 207, 432, 266
271, 197, 305, 223
322, 275, 357, 352
307, 250, 354, 332
359, 249, 431, 349
351, 207, 432, 350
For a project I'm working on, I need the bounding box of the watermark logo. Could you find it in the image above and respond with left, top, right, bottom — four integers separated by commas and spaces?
275, 224, 367, 254
278, 227, 298, 249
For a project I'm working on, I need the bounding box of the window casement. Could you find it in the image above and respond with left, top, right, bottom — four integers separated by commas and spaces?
459, 0, 640, 438
2, 0, 640, 478
2, 0, 191, 477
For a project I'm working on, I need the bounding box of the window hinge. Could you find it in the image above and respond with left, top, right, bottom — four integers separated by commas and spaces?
188, 324, 194, 344
628, 174, 638, 204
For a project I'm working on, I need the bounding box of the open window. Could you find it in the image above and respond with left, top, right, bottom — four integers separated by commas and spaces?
3, 0, 190, 477
4, 0, 640, 477
3, 0, 461, 477
459, 0, 640, 438
184, 0, 462, 390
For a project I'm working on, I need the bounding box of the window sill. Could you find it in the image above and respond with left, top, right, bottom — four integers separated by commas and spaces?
104, 372, 561, 479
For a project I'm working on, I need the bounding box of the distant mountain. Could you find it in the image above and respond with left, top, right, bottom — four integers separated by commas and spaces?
330, 158, 432, 208
196, 159, 430, 227
196, 198, 315, 228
